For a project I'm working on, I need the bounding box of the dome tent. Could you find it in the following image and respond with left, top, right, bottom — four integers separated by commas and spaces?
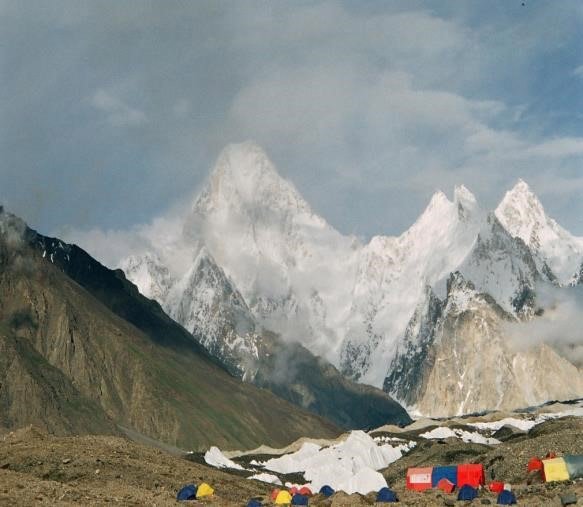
497, 490, 517, 505
376, 487, 398, 502
457, 484, 478, 501
176, 484, 197, 501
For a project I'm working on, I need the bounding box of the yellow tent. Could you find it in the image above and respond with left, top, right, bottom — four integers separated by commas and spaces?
274, 490, 292, 504
196, 482, 214, 498
543, 458, 570, 482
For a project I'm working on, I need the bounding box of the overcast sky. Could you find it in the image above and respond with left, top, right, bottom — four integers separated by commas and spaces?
2, 0, 583, 257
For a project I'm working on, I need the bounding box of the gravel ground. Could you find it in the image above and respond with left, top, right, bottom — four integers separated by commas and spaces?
1, 418, 582, 506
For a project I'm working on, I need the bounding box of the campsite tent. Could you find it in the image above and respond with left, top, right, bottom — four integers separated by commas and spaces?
457, 464, 485, 488
291, 494, 308, 505
437, 478, 455, 494
376, 487, 398, 503
564, 455, 583, 480
298, 487, 312, 496
177, 484, 197, 501
457, 485, 478, 501
406, 467, 433, 491
489, 481, 505, 493
275, 490, 293, 505
497, 490, 517, 505
543, 458, 570, 482
271, 489, 281, 501
319, 485, 334, 497
196, 483, 214, 498
527, 457, 543, 473
247, 500, 263, 507
432, 465, 457, 487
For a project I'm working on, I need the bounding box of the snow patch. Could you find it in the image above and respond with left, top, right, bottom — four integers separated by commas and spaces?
420, 426, 500, 445
248, 473, 282, 486
262, 431, 410, 494
204, 446, 245, 470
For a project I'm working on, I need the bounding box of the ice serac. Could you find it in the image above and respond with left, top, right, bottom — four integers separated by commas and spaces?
495, 179, 583, 284
400, 272, 583, 417
340, 185, 481, 387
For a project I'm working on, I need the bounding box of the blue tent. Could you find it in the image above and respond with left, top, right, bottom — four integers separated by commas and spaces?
497, 490, 517, 505
247, 500, 263, 507
431, 465, 458, 487
457, 484, 478, 501
176, 484, 197, 501
291, 494, 309, 505
319, 485, 334, 497
376, 487, 398, 502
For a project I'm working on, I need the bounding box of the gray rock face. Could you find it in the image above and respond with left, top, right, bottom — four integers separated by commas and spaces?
164, 247, 264, 380
383, 285, 442, 406
388, 272, 583, 417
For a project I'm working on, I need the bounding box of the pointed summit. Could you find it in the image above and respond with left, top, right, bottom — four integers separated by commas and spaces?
495, 179, 548, 246
192, 141, 313, 218
496, 179, 583, 283
453, 184, 477, 207
454, 185, 478, 221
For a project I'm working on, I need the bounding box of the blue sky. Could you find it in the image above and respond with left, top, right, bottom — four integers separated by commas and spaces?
2, 0, 583, 256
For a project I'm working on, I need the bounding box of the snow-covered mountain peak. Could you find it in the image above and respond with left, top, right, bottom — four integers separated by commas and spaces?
453, 184, 476, 204
496, 179, 583, 283
119, 251, 175, 301
192, 141, 315, 220
453, 184, 478, 220
496, 179, 546, 234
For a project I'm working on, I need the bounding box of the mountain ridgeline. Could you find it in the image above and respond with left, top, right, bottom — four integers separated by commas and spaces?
0, 209, 342, 450
121, 142, 583, 417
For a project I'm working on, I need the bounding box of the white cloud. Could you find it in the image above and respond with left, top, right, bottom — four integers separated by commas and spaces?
505, 285, 583, 368
573, 65, 583, 79
90, 89, 147, 127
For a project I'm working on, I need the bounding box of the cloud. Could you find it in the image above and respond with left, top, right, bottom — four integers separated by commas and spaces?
505, 284, 583, 368
90, 89, 147, 127
574, 65, 583, 79
2, 1, 583, 242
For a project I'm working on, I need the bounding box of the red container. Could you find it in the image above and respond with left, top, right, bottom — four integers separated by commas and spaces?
406, 467, 433, 491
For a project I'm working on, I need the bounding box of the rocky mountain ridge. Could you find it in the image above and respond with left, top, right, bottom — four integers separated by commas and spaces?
0, 209, 341, 450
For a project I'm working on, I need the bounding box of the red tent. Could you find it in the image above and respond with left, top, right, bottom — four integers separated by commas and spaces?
528, 457, 543, 472
406, 467, 433, 491
457, 464, 485, 488
298, 487, 312, 496
437, 478, 455, 493
489, 481, 505, 493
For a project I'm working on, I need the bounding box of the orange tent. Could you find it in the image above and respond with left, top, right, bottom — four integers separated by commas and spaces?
437, 478, 455, 493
